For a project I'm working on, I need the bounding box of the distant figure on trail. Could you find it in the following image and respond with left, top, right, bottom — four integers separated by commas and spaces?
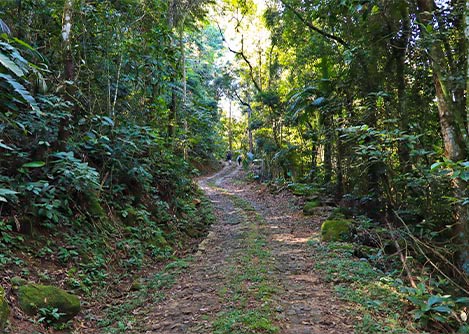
226, 151, 232, 165
236, 154, 243, 166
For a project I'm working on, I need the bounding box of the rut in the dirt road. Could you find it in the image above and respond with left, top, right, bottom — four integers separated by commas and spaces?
137, 165, 353, 333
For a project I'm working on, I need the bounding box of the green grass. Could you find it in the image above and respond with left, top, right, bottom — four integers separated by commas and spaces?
308, 239, 417, 333
212, 193, 279, 334
213, 309, 278, 334
97, 257, 192, 333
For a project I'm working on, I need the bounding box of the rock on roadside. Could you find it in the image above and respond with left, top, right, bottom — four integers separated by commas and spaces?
18, 284, 80, 322
321, 219, 352, 242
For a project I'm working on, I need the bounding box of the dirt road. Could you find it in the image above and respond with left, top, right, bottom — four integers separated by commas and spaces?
139, 164, 353, 333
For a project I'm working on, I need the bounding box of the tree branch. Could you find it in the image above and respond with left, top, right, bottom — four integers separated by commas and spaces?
280, 0, 349, 48
216, 22, 263, 93
232, 89, 252, 111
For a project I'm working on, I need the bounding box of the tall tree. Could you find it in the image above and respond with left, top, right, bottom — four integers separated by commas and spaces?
417, 0, 469, 269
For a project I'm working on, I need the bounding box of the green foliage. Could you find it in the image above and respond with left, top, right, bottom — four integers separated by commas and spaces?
287, 182, 317, 196
0, 5, 223, 332
0, 0, 221, 243
37, 307, 65, 326
225, 1, 467, 319
310, 240, 412, 333
402, 284, 469, 330
213, 309, 278, 334
0, 219, 24, 266
97, 258, 191, 333
0, 0, 467, 332
0, 38, 40, 112
0, 286, 9, 330
51, 152, 100, 193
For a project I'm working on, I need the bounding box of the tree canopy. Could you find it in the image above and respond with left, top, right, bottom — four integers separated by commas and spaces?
0, 0, 468, 332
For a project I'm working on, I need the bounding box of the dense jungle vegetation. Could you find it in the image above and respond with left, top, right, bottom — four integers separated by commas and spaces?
0, 0, 469, 333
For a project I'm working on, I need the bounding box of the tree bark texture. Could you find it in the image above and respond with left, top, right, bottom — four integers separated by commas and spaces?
418, 0, 469, 271
57, 0, 75, 149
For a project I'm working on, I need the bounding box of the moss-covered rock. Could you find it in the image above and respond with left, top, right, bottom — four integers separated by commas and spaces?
18, 284, 80, 322
0, 286, 9, 330
303, 200, 320, 215
321, 219, 352, 242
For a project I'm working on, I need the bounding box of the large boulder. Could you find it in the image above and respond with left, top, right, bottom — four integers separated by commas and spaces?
18, 284, 80, 322
321, 219, 352, 242
0, 286, 9, 330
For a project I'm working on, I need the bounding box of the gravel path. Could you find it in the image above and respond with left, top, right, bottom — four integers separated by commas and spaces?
139, 164, 353, 333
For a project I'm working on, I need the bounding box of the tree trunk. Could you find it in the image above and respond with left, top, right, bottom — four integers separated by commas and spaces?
229, 100, 233, 153
466, 0, 469, 135
464, 0, 469, 273
434, 71, 469, 271
418, 0, 469, 271
320, 52, 333, 184
62, 0, 74, 83
248, 107, 253, 153
335, 130, 344, 199
111, 54, 123, 118
323, 114, 333, 184
396, 54, 411, 173
396, 3, 411, 173
306, 121, 318, 182
58, 0, 74, 149
168, 81, 177, 138
179, 23, 188, 158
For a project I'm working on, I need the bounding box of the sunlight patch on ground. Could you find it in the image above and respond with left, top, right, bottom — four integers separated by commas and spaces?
267, 215, 294, 221
272, 233, 310, 244
288, 275, 319, 284
273, 249, 304, 257
231, 189, 245, 194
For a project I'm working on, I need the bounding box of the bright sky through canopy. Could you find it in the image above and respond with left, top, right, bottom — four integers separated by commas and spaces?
213, 0, 271, 120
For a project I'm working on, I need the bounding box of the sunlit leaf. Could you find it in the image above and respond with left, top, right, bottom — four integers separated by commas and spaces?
0, 141, 13, 150
22, 161, 46, 168
0, 73, 40, 112
0, 52, 25, 77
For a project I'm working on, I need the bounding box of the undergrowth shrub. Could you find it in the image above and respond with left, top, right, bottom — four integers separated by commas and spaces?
0, 36, 215, 289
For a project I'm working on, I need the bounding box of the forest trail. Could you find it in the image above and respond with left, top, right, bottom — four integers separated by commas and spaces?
137, 165, 354, 333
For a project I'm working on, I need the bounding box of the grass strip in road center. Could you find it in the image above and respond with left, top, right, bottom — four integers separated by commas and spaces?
212, 194, 279, 334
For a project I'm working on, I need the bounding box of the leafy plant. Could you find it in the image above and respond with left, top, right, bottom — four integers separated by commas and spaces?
37, 307, 65, 326
404, 285, 469, 329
